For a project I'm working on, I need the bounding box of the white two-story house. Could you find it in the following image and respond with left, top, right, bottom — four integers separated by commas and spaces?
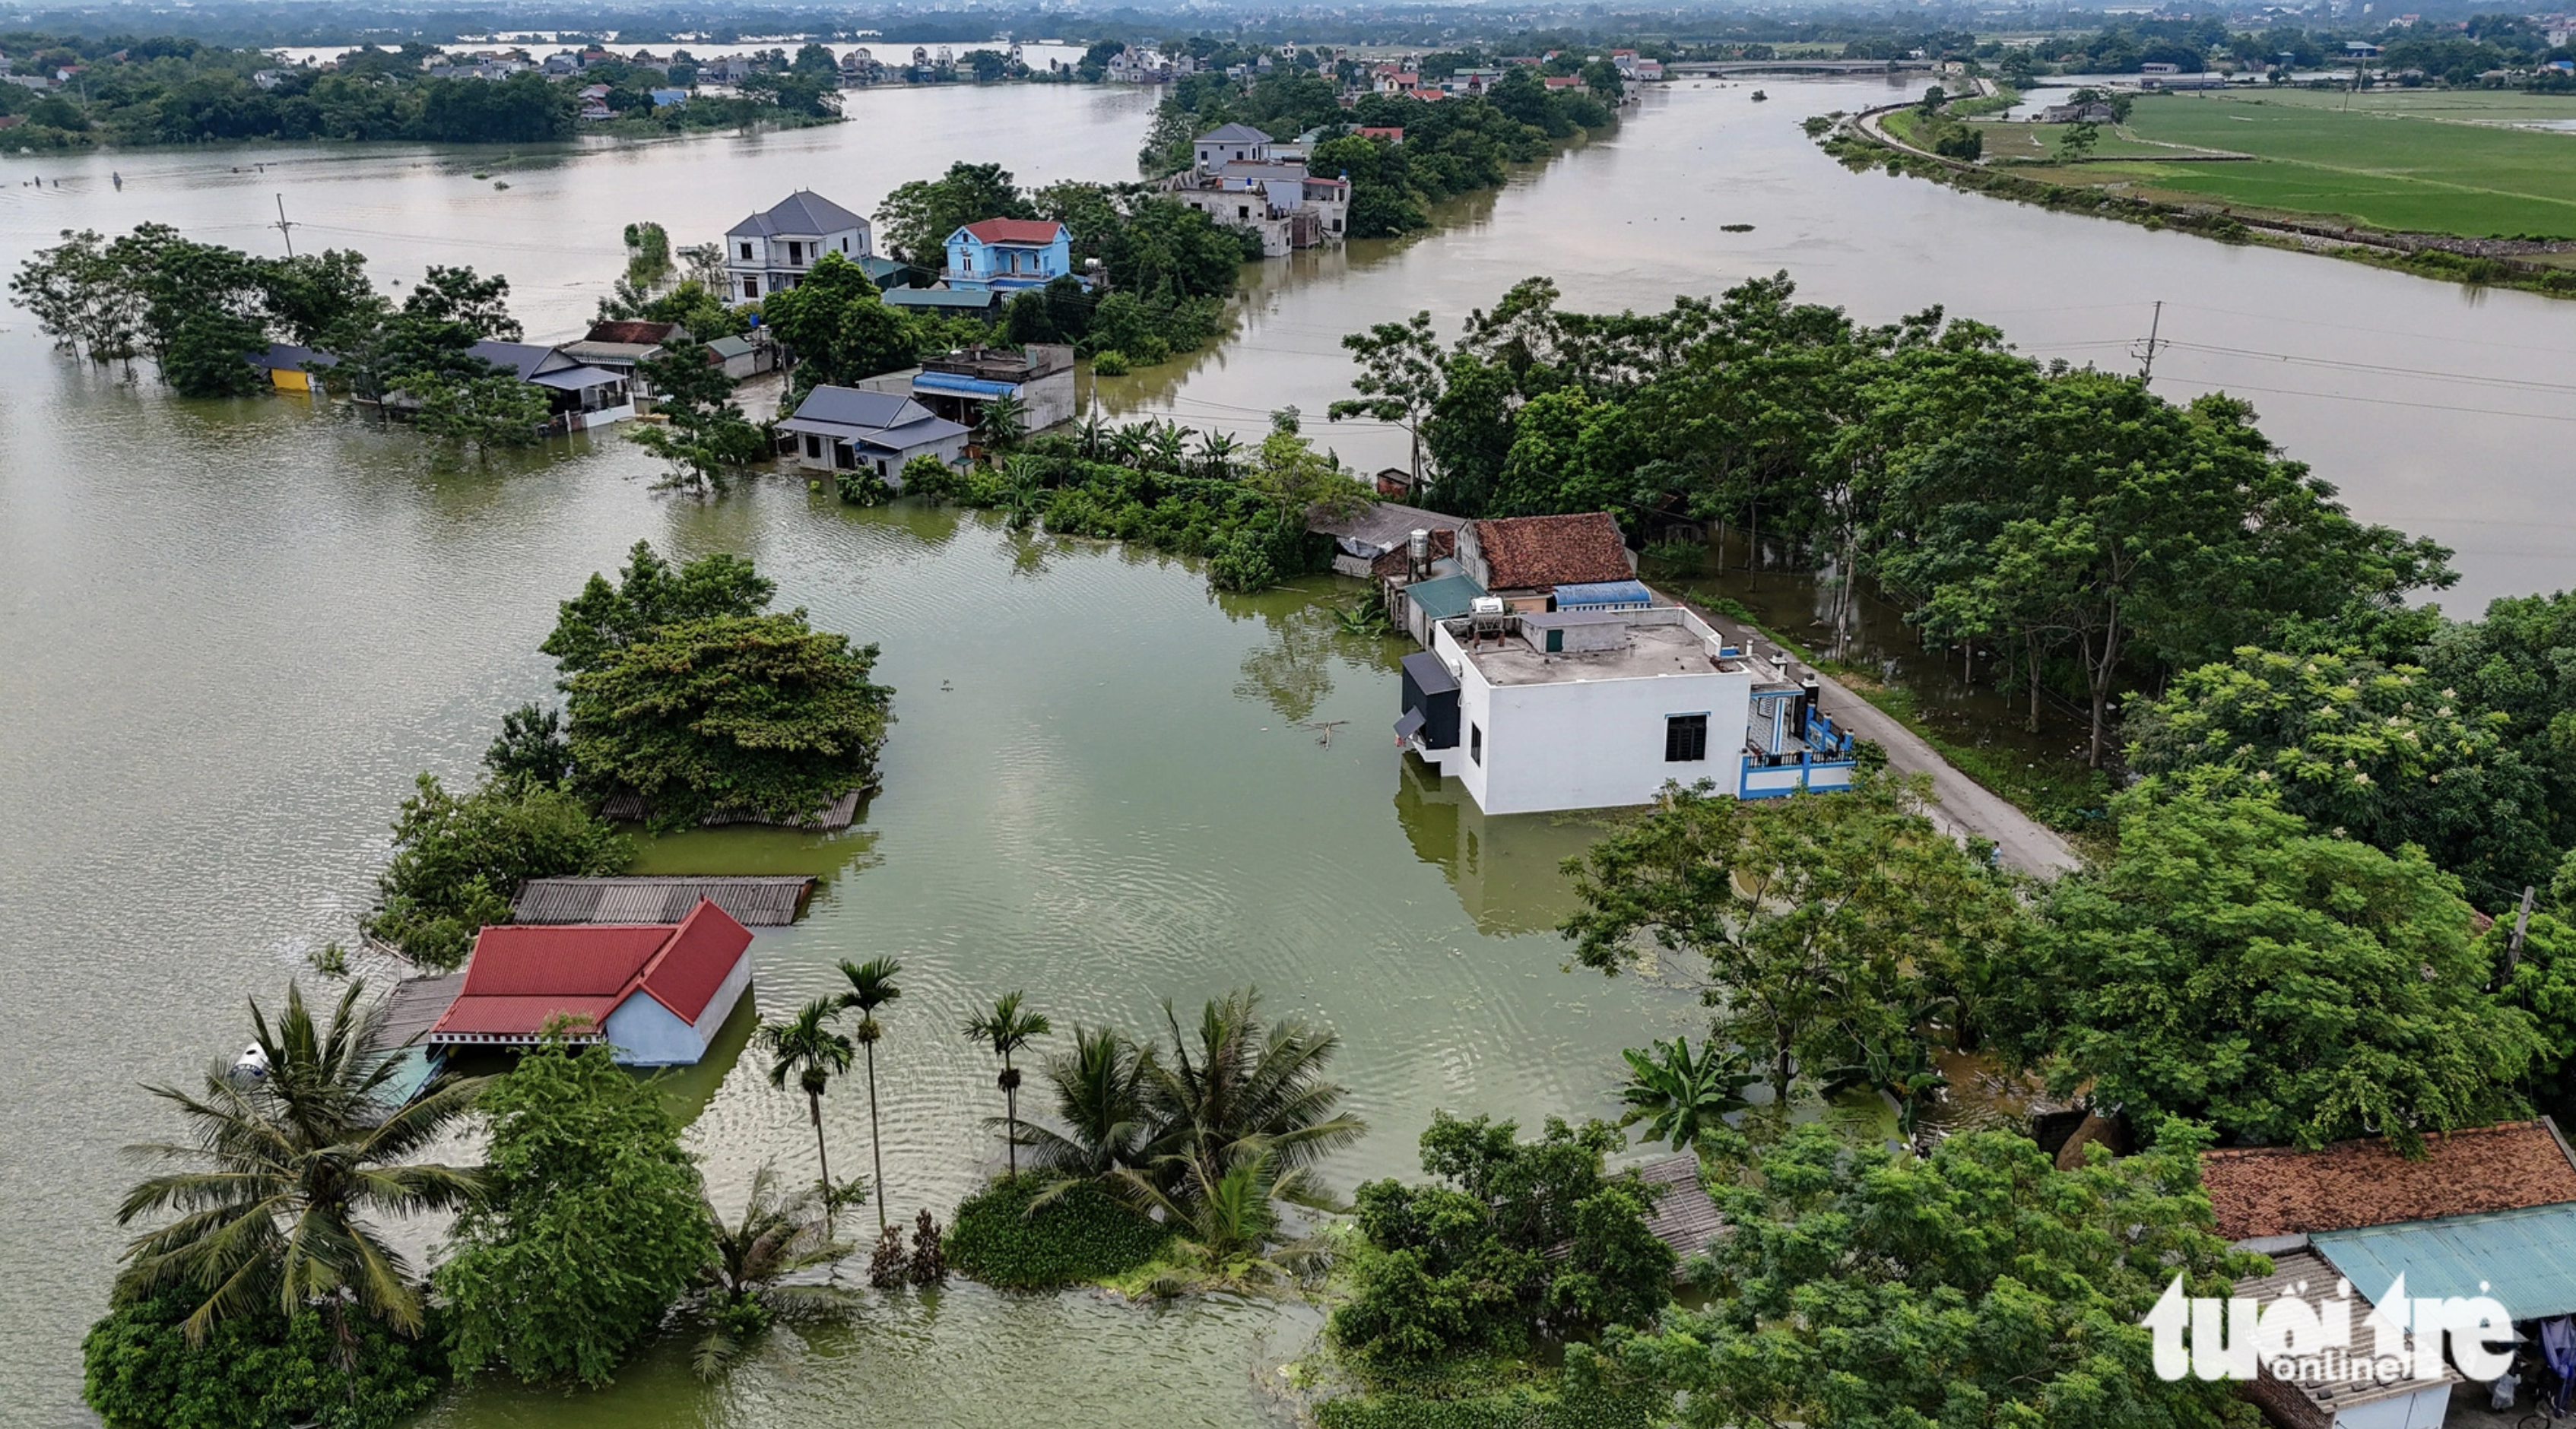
725, 191, 874, 305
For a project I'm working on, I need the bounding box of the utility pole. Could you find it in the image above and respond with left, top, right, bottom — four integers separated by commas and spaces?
2508, 885, 2537, 974
272, 194, 297, 257
2133, 299, 2166, 387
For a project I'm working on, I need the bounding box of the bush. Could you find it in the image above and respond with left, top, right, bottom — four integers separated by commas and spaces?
947, 1174, 1172, 1289
1090, 350, 1131, 376
1207, 524, 1281, 591
1315, 1383, 1654, 1429
84, 1294, 446, 1429
364, 772, 632, 969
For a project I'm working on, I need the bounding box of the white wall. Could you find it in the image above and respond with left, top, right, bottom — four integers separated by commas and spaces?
1423, 621, 1753, 816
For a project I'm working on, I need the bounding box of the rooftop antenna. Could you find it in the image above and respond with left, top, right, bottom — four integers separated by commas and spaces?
2131, 299, 2165, 387
272, 193, 297, 257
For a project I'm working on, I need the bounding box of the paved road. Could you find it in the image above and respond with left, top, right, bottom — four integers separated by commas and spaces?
1679, 598, 2084, 878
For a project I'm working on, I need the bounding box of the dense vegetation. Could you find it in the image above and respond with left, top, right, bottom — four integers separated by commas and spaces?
363, 768, 633, 968
945, 1174, 1172, 1289
0, 32, 834, 148
1142, 68, 1616, 240
1344, 274, 2450, 773
903, 410, 1363, 593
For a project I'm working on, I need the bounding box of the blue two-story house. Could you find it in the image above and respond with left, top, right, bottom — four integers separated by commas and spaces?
943, 218, 1074, 292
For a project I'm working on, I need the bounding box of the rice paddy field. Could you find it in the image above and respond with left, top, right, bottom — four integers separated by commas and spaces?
1968, 86, 2576, 239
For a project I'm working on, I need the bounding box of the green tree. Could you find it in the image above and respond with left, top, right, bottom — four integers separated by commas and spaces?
874, 162, 1036, 270
400, 363, 549, 448
398, 264, 520, 340
2012, 785, 2540, 1152
162, 308, 271, 397
1562, 774, 2018, 1106
976, 391, 1029, 452
759, 998, 858, 1225
541, 540, 775, 683
1617, 1037, 1756, 1155
759, 252, 920, 388
435, 1035, 715, 1388
1018, 1023, 1153, 1199
83, 1290, 446, 1429
2058, 118, 2101, 160
260, 248, 389, 349
563, 613, 894, 832
1572, 1123, 2254, 1429
2127, 647, 2555, 896
363, 772, 632, 969
1329, 309, 1444, 490
836, 957, 905, 1230
107, 982, 480, 1397
964, 992, 1052, 1176
482, 701, 572, 787
630, 340, 766, 491
1333, 1114, 1673, 1365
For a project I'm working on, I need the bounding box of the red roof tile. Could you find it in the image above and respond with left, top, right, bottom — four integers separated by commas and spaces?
430, 901, 751, 1041
1471, 512, 1632, 591
2200, 1120, 2576, 1240
961, 218, 1065, 246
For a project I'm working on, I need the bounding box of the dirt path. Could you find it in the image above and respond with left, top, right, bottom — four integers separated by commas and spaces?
1676, 596, 2084, 878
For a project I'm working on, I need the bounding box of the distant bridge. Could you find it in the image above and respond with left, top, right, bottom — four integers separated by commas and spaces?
1663, 59, 1935, 76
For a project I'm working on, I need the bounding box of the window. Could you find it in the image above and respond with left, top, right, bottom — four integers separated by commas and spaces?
1665, 714, 1708, 763
839, 237, 849, 252
787, 240, 802, 265
743, 277, 760, 299
1470, 723, 1483, 765
804, 434, 823, 460
739, 242, 752, 261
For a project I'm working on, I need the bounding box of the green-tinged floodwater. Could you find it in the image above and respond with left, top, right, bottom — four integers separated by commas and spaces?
0, 374, 1700, 1425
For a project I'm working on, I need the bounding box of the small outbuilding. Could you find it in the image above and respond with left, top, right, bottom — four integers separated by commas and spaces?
778, 385, 970, 483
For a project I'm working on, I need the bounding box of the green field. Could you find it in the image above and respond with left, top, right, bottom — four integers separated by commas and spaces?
2007, 90, 2576, 238
1968, 119, 2222, 163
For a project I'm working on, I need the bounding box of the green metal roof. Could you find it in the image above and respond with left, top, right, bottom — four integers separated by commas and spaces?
883, 287, 1000, 310
1406, 572, 1487, 623
2312, 1202, 2576, 1320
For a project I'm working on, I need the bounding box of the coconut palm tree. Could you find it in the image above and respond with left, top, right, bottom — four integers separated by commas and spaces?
1195, 429, 1242, 480
1617, 1036, 1758, 1154
1017, 1025, 1150, 1206
962, 992, 1052, 1176
835, 956, 903, 1231
758, 999, 855, 1227
1115, 1142, 1334, 1295
113, 981, 484, 1351
1135, 988, 1366, 1196
692, 1162, 857, 1380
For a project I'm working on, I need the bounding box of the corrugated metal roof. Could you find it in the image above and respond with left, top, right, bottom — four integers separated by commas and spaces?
882, 287, 1002, 310
369, 972, 465, 1050
2314, 1202, 2576, 1320
1555, 579, 1654, 609
1405, 572, 1488, 623
1632, 1155, 1727, 1261
791, 385, 929, 430
513, 876, 815, 926
913, 369, 1020, 398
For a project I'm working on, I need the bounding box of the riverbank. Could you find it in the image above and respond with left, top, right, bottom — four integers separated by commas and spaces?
1832, 93, 2576, 298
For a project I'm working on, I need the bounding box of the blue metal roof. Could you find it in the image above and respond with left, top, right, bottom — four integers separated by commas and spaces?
1406, 572, 1487, 623
914, 370, 1018, 398
2313, 1202, 2576, 1321
1553, 579, 1653, 610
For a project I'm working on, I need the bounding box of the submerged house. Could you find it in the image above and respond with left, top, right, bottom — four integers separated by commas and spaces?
465, 339, 634, 430
425, 898, 754, 1066
778, 385, 971, 482
725, 190, 876, 304
1397, 600, 1856, 814
909, 343, 1077, 433
244, 342, 338, 393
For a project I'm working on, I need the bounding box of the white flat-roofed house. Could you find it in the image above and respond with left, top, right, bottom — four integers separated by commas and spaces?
1397, 604, 1858, 815
725, 191, 874, 305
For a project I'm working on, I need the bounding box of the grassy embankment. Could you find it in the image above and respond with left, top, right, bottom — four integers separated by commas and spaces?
1842, 85, 2576, 294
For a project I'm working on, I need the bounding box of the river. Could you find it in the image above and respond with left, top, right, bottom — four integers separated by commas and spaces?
1, 74, 2570, 1427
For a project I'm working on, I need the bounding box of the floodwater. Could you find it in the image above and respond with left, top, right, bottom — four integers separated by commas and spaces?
2, 72, 2573, 1427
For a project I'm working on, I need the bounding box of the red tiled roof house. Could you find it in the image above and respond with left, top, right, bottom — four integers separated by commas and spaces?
1458, 512, 1637, 611
427, 898, 754, 1066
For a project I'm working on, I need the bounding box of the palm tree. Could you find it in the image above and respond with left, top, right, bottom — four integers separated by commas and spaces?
1115, 1142, 1332, 1294
1017, 1025, 1150, 1207
1135, 988, 1367, 1196
1618, 1037, 1758, 1154
758, 1000, 855, 1226
1109, 423, 1150, 469
999, 455, 1045, 530
114, 982, 484, 1352
1195, 429, 1242, 480
693, 1163, 857, 1379
836, 957, 903, 1231
963, 992, 1052, 1176
976, 393, 1028, 454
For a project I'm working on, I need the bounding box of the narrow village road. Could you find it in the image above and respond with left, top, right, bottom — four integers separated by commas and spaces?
1677, 598, 2084, 878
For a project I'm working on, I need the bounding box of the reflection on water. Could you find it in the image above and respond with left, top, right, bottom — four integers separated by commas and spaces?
1391, 755, 1627, 937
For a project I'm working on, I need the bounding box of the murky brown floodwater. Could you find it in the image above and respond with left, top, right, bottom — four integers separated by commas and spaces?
2, 73, 2568, 1428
